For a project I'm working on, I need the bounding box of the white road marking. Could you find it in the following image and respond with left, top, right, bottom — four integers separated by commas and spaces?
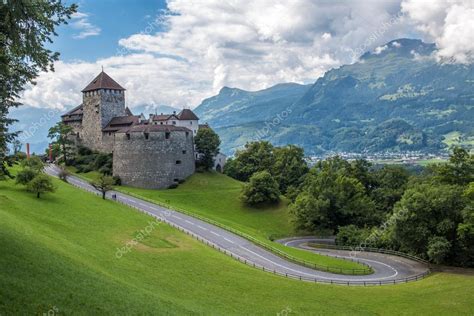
197, 225, 208, 231
223, 237, 234, 244
185, 220, 194, 225
172, 215, 181, 219
210, 231, 220, 237
240, 245, 398, 281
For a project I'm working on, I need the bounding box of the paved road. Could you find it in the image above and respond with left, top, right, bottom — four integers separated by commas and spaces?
45, 164, 429, 285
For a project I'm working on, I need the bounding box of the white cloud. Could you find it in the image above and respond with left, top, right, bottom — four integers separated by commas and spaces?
20, 0, 472, 110
71, 12, 101, 39
374, 45, 388, 54
392, 41, 401, 48
401, 0, 474, 63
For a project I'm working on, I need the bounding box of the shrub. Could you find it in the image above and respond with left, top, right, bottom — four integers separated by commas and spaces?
240, 171, 280, 205
112, 175, 121, 186
58, 167, 70, 182
335, 225, 371, 247
427, 236, 451, 264
15, 168, 39, 185
21, 156, 44, 172
26, 174, 55, 198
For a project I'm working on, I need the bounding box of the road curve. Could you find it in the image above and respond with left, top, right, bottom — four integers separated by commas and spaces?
45, 164, 429, 285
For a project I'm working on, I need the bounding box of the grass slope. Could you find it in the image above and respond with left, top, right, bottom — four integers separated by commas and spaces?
116, 172, 366, 271
1, 171, 474, 314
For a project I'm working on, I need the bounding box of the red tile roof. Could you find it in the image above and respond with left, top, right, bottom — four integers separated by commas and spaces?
177, 109, 199, 120
82, 71, 125, 92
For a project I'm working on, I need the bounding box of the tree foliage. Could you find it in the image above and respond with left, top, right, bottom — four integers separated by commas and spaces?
272, 145, 308, 194
194, 128, 220, 171
224, 141, 275, 181
15, 167, 38, 185
224, 141, 308, 195
91, 174, 115, 200
48, 122, 74, 164
0, 0, 76, 179
26, 174, 55, 198
291, 157, 377, 232
240, 171, 280, 205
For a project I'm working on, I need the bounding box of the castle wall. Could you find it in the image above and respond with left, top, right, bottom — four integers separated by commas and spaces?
81, 90, 125, 153
112, 130, 195, 189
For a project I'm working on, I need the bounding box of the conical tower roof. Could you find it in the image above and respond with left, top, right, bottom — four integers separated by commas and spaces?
82, 71, 125, 92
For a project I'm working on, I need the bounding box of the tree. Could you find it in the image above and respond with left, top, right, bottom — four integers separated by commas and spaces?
0, 1, 76, 179
427, 236, 451, 264
21, 156, 44, 172
48, 122, 74, 165
26, 174, 55, 198
371, 165, 410, 213
240, 171, 280, 205
389, 183, 465, 263
194, 128, 220, 171
290, 157, 376, 233
272, 145, 308, 194
15, 167, 38, 185
91, 174, 115, 199
430, 147, 473, 186
457, 183, 474, 266
224, 141, 275, 181
336, 225, 371, 247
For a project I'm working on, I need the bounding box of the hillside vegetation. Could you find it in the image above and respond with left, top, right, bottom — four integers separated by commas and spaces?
1, 169, 474, 315
116, 171, 365, 270
195, 39, 474, 155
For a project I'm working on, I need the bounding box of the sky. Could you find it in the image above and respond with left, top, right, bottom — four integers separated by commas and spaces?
20, 0, 474, 111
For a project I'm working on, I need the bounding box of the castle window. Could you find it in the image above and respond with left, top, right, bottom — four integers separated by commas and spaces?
190, 121, 192, 125
108, 132, 111, 136
172, 121, 176, 125
182, 150, 186, 154
176, 160, 182, 165
185, 132, 189, 137
160, 122, 163, 125
126, 133, 130, 140
165, 132, 170, 139
144, 132, 149, 140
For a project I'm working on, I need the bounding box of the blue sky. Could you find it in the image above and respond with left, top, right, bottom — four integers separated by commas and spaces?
21, 0, 471, 111
49, 0, 167, 62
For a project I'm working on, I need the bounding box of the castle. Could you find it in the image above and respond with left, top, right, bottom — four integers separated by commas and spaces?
61, 71, 225, 189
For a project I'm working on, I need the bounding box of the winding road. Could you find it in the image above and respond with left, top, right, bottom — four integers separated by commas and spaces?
45, 164, 429, 285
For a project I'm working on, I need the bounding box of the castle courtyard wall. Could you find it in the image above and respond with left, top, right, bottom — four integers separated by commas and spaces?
112, 130, 195, 189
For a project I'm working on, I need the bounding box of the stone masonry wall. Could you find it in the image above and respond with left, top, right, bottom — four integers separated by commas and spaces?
113, 130, 195, 189
81, 90, 125, 153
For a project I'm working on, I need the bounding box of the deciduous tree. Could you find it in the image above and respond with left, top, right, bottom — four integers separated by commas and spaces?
91, 174, 115, 200
240, 171, 280, 205
194, 128, 220, 171
0, 0, 76, 179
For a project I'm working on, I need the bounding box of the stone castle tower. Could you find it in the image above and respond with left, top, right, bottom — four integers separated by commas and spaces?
81, 71, 126, 152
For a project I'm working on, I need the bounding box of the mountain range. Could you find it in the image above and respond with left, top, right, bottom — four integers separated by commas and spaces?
10, 38, 473, 157
194, 38, 474, 155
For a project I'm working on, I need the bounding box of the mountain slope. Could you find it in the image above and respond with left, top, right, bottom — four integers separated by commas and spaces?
195, 39, 474, 155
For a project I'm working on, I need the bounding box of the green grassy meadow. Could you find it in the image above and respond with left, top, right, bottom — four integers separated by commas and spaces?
1, 171, 473, 315
115, 172, 366, 271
